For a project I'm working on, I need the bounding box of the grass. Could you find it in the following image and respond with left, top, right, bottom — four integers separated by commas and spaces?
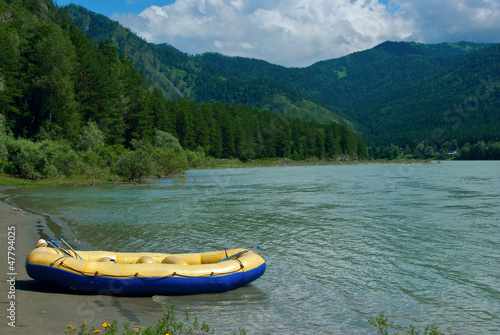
197, 157, 432, 169
64, 303, 245, 335
0, 175, 122, 187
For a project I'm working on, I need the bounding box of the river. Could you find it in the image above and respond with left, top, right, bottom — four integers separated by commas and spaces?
5, 161, 500, 334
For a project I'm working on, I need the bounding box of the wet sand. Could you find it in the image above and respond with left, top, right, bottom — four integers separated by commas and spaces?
0, 188, 169, 335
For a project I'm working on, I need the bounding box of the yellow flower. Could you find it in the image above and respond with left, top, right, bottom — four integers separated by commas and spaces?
92, 330, 100, 334
387, 314, 390, 317
69, 324, 72, 328
103, 322, 110, 328
83, 322, 87, 326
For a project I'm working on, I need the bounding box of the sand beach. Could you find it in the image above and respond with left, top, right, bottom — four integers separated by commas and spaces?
0, 187, 169, 335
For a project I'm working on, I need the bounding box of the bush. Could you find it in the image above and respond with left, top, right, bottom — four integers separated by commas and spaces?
78, 150, 109, 179
186, 147, 208, 168
5, 138, 83, 179
153, 130, 183, 152
154, 147, 189, 176
116, 140, 159, 182
98, 144, 127, 172
6, 138, 44, 179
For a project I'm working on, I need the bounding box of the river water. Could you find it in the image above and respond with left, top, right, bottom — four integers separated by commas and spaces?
5, 161, 500, 334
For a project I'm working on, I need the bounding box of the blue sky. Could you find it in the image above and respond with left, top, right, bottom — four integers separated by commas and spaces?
56, 1, 176, 17
56, 0, 400, 17
55, 0, 500, 67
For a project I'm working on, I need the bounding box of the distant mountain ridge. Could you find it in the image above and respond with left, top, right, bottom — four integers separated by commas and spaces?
67, 5, 500, 149
66, 4, 351, 128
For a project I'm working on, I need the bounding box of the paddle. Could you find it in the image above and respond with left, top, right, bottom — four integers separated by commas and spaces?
216, 246, 260, 263
58, 237, 83, 260
46, 238, 73, 257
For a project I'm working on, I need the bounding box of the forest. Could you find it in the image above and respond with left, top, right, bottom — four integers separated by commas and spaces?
67, 4, 500, 160
0, 0, 368, 181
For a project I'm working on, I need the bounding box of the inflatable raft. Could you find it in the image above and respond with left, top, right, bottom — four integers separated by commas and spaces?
25, 242, 266, 296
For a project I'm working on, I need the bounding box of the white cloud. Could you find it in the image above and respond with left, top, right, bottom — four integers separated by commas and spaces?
400, 0, 500, 43
112, 0, 500, 67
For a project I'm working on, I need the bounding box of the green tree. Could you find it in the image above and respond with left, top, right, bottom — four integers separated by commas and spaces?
71, 28, 114, 126
0, 24, 22, 131
470, 140, 487, 159
0, 114, 11, 169
22, 26, 80, 141
77, 121, 105, 152
148, 88, 175, 134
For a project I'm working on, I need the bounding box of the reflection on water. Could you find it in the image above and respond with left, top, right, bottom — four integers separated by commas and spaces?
6, 161, 500, 334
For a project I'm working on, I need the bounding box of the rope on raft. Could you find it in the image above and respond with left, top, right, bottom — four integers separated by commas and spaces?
56, 260, 245, 279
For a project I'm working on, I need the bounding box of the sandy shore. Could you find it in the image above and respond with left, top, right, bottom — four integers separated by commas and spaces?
0, 187, 172, 335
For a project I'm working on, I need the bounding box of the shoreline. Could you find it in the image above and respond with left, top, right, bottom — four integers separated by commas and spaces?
0, 187, 169, 335
0, 158, 435, 187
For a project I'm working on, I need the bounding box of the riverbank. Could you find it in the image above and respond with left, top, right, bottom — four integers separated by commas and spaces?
0, 157, 434, 188
0, 187, 173, 335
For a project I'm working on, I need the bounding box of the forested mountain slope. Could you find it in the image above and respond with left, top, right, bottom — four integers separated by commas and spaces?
189, 42, 500, 151
66, 4, 499, 153
66, 4, 350, 126
66, 4, 196, 100
355, 43, 500, 146
196, 41, 499, 146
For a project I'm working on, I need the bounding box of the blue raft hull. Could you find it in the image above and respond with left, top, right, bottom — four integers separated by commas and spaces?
26, 261, 266, 296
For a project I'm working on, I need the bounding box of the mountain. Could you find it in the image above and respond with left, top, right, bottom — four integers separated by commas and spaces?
66, 4, 352, 128
66, 4, 196, 100
351, 43, 500, 146
195, 41, 499, 146
66, 5, 499, 152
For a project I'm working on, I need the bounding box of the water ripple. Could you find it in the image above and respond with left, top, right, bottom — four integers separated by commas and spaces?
5, 161, 500, 334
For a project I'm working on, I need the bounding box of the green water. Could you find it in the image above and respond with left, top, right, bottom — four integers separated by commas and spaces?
6, 161, 500, 334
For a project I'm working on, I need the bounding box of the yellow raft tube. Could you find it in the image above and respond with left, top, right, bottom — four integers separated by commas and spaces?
26, 243, 266, 296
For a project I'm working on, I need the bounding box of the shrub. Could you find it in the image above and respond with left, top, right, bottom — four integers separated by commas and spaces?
6, 138, 44, 179
98, 144, 127, 172
116, 140, 159, 182
153, 130, 183, 153
153, 147, 189, 177
5, 138, 83, 179
186, 147, 207, 168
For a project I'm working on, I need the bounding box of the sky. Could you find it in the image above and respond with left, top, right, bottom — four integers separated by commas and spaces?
55, 0, 500, 67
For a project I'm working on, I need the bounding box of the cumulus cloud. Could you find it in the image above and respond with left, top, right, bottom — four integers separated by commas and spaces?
112, 0, 500, 67
401, 0, 500, 43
